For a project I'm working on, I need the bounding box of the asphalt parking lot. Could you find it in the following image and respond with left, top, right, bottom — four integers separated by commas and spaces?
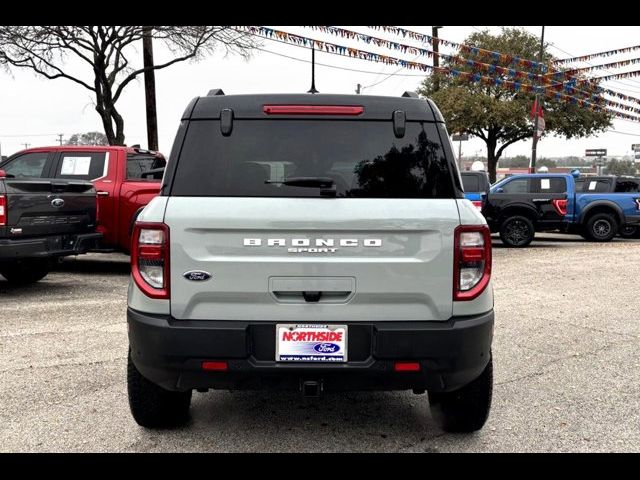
1, 233, 639, 452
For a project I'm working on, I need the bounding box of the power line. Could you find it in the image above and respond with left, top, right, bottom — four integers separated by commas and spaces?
606, 128, 640, 136
0, 133, 61, 137
254, 46, 426, 77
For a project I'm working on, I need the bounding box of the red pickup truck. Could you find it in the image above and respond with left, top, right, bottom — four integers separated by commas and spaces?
0, 146, 165, 253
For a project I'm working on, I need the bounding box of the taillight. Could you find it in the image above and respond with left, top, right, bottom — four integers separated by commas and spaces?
453, 225, 491, 301
635, 198, 640, 210
131, 222, 169, 299
552, 199, 568, 216
471, 200, 483, 211
263, 105, 364, 115
0, 195, 6, 226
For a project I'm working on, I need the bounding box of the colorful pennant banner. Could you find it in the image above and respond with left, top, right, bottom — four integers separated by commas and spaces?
234, 26, 640, 123
367, 25, 553, 74
554, 44, 640, 65
547, 56, 640, 77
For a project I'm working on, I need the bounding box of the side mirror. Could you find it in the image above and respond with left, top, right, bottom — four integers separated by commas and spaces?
495, 187, 504, 193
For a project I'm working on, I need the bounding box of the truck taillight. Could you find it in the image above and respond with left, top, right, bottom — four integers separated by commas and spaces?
453, 225, 491, 301
0, 195, 6, 226
131, 222, 169, 299
552, 199, 568, 216
471, 200, 483, 211
635, 198, 640, 210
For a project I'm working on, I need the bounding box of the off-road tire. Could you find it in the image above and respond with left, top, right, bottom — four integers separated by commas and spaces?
428, 355, 493, 433
127, 350, 192, 428
584, 213, 618, 242
499, 215, 535, 247
0, 259, 50, 284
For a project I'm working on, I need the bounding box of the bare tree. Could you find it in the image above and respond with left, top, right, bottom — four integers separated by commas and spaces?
0, 26, 257, 145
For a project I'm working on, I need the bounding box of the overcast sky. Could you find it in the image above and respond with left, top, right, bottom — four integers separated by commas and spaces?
2, 25, 640, 159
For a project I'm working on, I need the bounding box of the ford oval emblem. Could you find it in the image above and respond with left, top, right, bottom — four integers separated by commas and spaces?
51, 198, 65, 208
313, 343, 340, 354
183, 270, 212, 282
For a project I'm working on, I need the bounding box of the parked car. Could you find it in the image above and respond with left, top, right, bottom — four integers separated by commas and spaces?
461, 171, 490, 212
0, 169, 101, 284
0, 146, 166, 253
574, 175, 640, 238
484, 173, 640, 247
127, 90, 495, 432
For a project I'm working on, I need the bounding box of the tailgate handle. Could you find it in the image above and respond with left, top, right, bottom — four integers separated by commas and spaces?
272, 290, 352, 303
51, 182, 69, 192
302, 291, 321, 303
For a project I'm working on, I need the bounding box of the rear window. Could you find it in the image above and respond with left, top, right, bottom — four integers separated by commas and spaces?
171, 120, 455, 198
127, 154, 166, 180
614, 178, 640, 192
461, 174, 479, 192
531, 177, 566, 193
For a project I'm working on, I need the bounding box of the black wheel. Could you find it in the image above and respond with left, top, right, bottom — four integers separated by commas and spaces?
619, 225, 638, 239
0, 259, 50, 284
499, 215, 535, 247
428, 355, 493, 433
127, 350, 192, 428
585, 213, 618, 242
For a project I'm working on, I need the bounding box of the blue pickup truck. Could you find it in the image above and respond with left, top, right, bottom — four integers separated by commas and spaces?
483, 172, 640, 246
461, 171, 490, 212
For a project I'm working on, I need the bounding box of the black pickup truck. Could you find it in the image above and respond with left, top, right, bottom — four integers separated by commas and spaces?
0, 171, 102, 284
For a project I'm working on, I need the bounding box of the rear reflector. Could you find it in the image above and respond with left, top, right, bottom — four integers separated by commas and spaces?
0, 195, 6, 226
202, 361, 228, 371
263, 105, 364, 115
394, 361, 421, 372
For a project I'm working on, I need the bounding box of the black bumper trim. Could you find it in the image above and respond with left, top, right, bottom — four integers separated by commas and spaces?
0, 232, 103, 260
128, 308, 494, 393
624, 214, 640, 226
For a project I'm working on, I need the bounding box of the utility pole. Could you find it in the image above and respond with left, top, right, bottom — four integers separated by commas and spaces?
22, 143, 30, 149
143, 26, 159, 151
57, 134, 64, 146
530, 25, 546, 173
432, 26, 443, 92
356, 83, 362, 94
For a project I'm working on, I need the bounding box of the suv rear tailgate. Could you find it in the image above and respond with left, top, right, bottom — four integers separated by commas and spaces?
165, 197, 459, 321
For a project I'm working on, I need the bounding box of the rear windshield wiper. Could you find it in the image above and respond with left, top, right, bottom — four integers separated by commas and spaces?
265, 177, 334, 188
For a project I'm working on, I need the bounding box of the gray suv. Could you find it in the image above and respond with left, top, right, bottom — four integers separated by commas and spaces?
126, 90, 494, 432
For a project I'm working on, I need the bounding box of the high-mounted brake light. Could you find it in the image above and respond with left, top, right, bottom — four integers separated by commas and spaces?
0, 195, 6, 226
552, 199, 568, 216
131, 222, 169, 299
263, 105, 364, 116
453, 225, 491, 301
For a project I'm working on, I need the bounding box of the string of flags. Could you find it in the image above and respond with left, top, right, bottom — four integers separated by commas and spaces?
366, 25, 554, 74
553, 44, 640, 65
233, 26, 640, 123
313, 26, 640, 107
548, 56, 640, 76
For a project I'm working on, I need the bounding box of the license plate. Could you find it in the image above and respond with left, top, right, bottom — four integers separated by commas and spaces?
276, 324, 347, 362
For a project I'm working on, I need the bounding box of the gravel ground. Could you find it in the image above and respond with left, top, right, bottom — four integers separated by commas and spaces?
1, 234, 639, 452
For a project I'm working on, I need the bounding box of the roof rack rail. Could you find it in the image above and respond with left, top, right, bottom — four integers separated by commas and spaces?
402, 91, 419, 98
207, 89, 225, 96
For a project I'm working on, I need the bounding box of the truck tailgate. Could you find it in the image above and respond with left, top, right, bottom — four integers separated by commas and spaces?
3, 179, 97, 237
165, 198, 460, 322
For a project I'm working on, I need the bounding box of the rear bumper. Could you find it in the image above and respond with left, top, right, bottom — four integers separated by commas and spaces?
0, 232, 103, 261
128, 308, 494, 393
